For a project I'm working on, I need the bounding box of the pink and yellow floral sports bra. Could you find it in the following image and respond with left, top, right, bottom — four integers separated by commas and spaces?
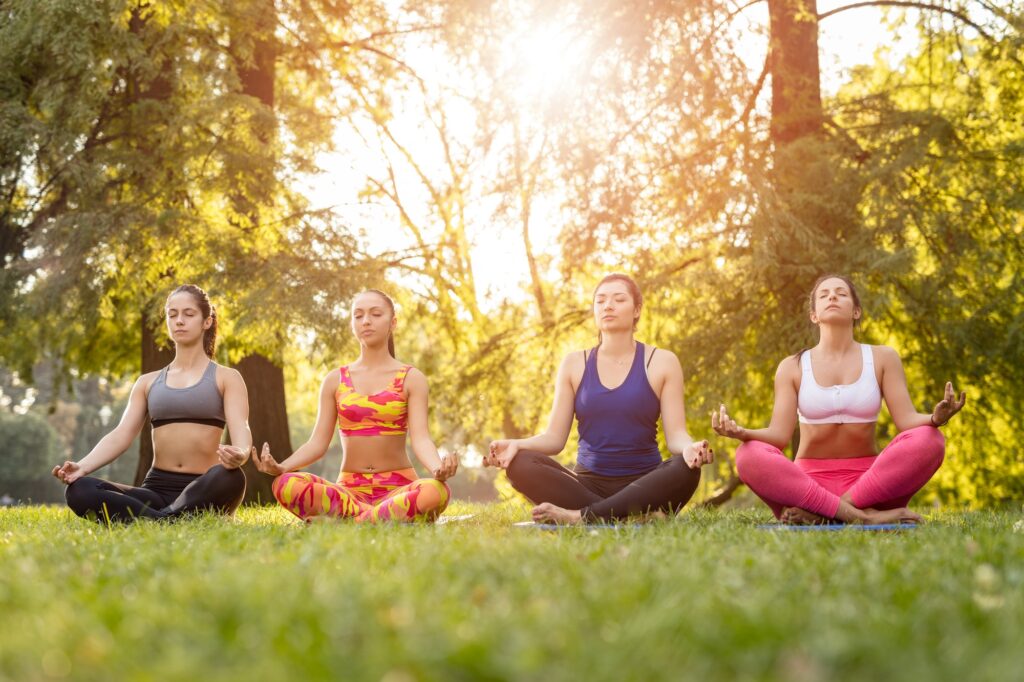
335, 364, 411, 437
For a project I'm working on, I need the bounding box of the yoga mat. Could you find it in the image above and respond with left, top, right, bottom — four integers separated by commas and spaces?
436, 514, 476, 525
513, 521, 636, 530
759, 523, 918, 531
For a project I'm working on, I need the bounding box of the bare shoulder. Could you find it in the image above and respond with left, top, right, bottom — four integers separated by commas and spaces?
136, 370, 161, 394
215, 364, 244, 383
647, 346, 681, 370
871, 344, 901, 363
562, 348, 589, 375
776, 355, 801, 379
320, 368, 342, 391
404, 366, 428, 390
213, 364, 248, 395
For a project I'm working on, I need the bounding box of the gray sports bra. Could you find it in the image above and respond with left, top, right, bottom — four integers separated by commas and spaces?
148, 361, 226, 429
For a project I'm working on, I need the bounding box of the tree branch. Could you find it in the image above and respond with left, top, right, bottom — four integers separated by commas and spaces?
819, 2, 995, 43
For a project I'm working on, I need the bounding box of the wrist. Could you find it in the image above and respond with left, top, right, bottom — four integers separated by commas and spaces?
929, 414, 944, 428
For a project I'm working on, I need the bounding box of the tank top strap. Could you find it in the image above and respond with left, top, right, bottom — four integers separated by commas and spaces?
393, 365, 412, 391
860, 343, 874, 367
338, 365, 353, 388
582, 345, 599, 383
800, 351, 813, 373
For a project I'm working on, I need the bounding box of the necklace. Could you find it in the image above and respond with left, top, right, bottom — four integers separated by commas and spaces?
603, 342, 636, 366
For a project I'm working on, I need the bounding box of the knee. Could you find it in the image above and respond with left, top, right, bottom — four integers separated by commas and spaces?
908, 425, 946, 467
64, 477, 99, 516
734, 441, 779, 484
210, 464, 246, 493
506, 450, 544, 488
667, 454, 702, 484
415, 479, 451, 514
272, 472, 302, 504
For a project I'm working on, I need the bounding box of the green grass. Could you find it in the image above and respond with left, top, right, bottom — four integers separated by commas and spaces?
1, 504, 1023, 682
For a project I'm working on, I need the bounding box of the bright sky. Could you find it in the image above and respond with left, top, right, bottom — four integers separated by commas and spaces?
302, 2, 916, 307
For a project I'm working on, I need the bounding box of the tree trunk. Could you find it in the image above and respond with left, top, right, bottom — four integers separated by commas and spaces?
135, 310, 174, 485
229, 0, 289, 505
768, 0, 823, 146
232, 354, 291, 504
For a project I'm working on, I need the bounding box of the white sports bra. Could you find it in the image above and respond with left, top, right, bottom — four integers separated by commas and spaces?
797, 344, 882, 424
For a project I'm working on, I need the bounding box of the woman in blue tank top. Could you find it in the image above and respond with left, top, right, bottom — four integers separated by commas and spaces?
51, 285, 250, 523
484, 274, 714, 524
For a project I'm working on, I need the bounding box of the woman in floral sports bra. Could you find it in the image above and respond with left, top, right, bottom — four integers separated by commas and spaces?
712, 274, 966, 525
254, 290, 458, 523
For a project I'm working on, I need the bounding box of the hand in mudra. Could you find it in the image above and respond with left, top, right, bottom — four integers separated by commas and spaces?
711, 404, 746, 441
253, 443, 287, 476
931, 382, 966, 426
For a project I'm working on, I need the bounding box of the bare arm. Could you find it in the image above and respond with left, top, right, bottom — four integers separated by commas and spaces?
53, 374, 152, 483
485, 352, 581, 468
255, 371, 339, 474
216, 367, 252, 469
878, 345, 965, 431
657, 351, 711, 467
713, 357, 799, 449
405, 368, 457, 480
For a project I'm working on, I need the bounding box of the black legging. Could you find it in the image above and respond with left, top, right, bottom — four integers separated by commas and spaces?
65, 465, 245, 524
506, 450, 701, 522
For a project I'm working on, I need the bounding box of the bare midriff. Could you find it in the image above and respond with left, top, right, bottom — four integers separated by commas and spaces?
151, 423, 224, 474
340, 433, 413, 473
795, 422, 879, 460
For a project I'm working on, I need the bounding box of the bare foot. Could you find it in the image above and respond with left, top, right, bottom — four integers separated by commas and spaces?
780, 506, 830, 525
532, 503, 582, 525
859, 507, 923, 525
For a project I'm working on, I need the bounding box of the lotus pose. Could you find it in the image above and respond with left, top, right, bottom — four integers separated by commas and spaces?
484, 273, 713, 525
52, 285, 249, 523
712, 274, 965, 525
254, 289, 457, 523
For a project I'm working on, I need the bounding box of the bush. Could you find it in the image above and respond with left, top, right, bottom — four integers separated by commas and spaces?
0, 411, 66, 503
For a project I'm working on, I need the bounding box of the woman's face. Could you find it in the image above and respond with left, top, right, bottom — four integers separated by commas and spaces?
165, 292, 210, 345
593, 280, 639, 334
810, 277, 860, 326
350, 292, 396, 346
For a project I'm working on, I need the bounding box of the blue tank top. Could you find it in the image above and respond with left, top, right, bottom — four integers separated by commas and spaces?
575, 342, 663, 476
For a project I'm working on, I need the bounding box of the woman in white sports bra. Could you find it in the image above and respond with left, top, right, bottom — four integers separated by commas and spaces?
712, 274, 966, 525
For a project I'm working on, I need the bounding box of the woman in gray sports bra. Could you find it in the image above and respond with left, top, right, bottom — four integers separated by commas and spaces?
52, 285, 251, 523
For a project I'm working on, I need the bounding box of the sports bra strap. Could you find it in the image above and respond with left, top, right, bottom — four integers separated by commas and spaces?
646, 347, 657, 368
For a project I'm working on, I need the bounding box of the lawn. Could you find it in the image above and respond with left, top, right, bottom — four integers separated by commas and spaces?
1, 504, 1022, 682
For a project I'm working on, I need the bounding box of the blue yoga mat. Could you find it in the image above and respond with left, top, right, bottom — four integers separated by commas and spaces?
759, 523, 918, 531
513, 521, 636, 530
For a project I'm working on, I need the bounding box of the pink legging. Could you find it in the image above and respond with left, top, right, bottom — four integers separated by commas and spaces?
735, 425, 945, 519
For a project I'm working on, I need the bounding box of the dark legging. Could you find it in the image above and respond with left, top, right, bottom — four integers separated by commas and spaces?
506, 450, 701, 522
65, 465, 245, 524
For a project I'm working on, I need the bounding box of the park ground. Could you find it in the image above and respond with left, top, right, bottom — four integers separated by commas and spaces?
1, 504, 1023, 681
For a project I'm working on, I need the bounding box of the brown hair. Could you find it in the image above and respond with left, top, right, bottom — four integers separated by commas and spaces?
807, 273, 862, 325
167, 284, 217, 358
593, 273, 642, 344
359, 289, 396, 358
795, 273, 863, 359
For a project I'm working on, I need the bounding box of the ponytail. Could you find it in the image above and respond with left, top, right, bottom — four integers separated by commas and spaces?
204, 306, 218, 358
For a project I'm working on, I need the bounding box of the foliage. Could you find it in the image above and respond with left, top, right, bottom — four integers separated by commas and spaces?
1, 506, 1023, 680
0, 411, 64, 502
1, 1, 1023, 508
